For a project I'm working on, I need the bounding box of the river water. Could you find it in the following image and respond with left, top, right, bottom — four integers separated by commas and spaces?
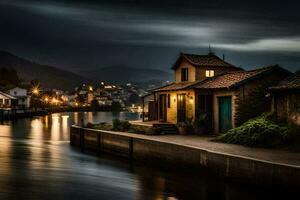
0, 112, 296, 200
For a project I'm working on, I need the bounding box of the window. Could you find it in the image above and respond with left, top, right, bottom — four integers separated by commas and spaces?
167, 94, 171, 108
4, 99, 9, 105
181, 68, 189, 81
205, 70, 215, 77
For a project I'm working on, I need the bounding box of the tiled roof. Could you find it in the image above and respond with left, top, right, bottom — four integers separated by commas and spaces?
172, 52, 239, 69
270, 71, 300, 90
193, 65, 283, 89
153, 81, 200, 92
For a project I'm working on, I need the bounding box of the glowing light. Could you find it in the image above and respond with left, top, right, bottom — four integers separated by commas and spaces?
89, 86, 93, 91
52, 98, 59, 104
32, 87, 39, 95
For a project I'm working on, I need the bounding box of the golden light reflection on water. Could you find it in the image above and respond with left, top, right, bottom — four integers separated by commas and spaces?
51, 114, 61, 141
0, 124, 12, 182
44, 115, 49, 129
74, 112, 78, 125
30, 118, 44, 141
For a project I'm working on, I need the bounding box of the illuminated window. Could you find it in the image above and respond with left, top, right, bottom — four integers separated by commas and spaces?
205, 70, 215, 77
181, 68, 189, 81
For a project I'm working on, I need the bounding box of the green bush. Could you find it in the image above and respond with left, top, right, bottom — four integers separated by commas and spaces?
112, 119, 131, 131
217, 115, 300, 148
85, 122, 95, 128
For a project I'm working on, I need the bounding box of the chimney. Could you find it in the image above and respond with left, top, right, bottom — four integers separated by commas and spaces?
208, 44, 214, 55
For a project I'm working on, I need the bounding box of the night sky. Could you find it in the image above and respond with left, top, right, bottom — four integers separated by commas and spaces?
1, 0, 300, 73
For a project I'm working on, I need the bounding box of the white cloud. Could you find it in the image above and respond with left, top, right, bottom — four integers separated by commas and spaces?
214, 37, 300, 52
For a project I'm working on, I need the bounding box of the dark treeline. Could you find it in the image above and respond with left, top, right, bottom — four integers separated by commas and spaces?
0, 67, 20, 86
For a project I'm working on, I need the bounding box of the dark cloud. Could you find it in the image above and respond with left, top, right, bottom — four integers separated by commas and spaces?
0, 0, 300, 72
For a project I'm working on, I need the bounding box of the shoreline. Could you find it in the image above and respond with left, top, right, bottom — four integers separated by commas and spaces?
70, 126, 300, 187
0, 107, 128, 120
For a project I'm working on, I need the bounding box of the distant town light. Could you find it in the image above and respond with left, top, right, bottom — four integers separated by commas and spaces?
89, 86, 93, 91
32, 87, 39, 95
51, 98, 59, 104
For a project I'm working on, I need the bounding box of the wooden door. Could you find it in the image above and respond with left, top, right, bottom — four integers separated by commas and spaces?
177, 94, 186, 123
219, 96, 232, 132
159, 94, 167, 122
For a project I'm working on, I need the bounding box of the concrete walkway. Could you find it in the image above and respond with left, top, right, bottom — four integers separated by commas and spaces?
88, 127, 300, 167
155, 135, 300, 167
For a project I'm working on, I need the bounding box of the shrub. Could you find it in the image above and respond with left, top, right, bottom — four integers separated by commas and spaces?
112, 119, 131, 131
85, 122, 95, 128
216, 115, 293, 147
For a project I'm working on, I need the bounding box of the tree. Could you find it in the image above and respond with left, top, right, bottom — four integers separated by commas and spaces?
0, 67, 20, 86
128, 93, 141, 104
90, 99, 99, 110
111, 101, 121, 112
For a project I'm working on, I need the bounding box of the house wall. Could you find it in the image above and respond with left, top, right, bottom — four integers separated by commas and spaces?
274, 93, 300, 125
8, 87, 27, 97
195, 67, 240, 81
174, 60, 196, 83
158, 90, 195, 124
0, 94, 12, 107
234, 70, 289, 126
212, 90, 238, 134
174, 59, 240, 83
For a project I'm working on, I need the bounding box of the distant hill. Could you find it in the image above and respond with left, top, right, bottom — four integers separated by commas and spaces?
0, 51, 91, 90
76, 65, 173, 84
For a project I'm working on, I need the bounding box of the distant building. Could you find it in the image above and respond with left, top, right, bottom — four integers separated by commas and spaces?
0, 91, 16, 108
7, 87, 30, 108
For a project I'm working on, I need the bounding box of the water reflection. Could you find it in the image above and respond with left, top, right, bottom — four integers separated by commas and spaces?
0, 112, 296, 200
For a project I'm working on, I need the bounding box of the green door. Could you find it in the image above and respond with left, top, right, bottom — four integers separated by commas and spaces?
219, 96, 232, 133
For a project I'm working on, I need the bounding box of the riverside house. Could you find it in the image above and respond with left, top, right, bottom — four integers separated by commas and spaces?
142, 52, 291, 134
0, 91, 16, 108
7, 87, 31, 108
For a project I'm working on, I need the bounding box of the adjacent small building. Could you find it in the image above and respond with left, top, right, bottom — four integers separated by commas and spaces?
270, 71, 300, 125
0, 91, 16, 108
7, 87, 30, 108
143, 52, 292, 134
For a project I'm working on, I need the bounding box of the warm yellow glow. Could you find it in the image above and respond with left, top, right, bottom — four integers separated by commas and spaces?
32, 88, 39, 95
89, 86, 93, 91
44, 97, 49, 102
51, 98, 59, 104
205, 70, 215, 77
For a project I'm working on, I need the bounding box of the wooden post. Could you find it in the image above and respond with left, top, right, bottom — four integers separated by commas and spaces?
142, 96, 145, 122
97, 132, 102, 156
80, 128, 85, 152
129, 138, 133, 161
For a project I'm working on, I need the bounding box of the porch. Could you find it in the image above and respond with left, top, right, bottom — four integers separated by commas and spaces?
129, 120, 178, 134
